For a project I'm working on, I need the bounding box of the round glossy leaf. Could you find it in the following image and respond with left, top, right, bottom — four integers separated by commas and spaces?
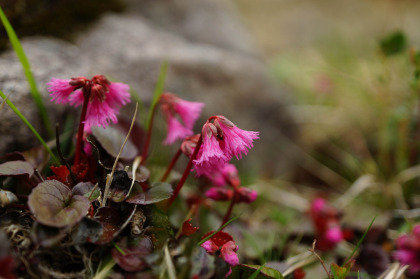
92, 125, 138, 160
72, 182, 100, 202
112, 236, 153, 272
126, 182, 173, 205
28, 180, 90, 227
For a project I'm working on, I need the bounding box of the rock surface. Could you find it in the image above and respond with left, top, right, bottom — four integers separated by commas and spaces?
0, 0, 293, 175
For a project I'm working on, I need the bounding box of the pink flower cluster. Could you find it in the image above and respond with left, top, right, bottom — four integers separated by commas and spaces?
310, 197, 344, 251
193, 116, 259, 176
204, 164, 257, 204
159, 93, 204, 145
394, 224, 420, 275
47, 75, 131, 132
201, 231, 239, 277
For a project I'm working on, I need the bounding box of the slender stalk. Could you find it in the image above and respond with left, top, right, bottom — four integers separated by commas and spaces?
141, 102, 158, 165
161, 148, 182, 182
221, 191, 237, 227
56, 123, 77, 185
0, 90, 59, 164
74, 86, 91, 165
166, 134, 203, 208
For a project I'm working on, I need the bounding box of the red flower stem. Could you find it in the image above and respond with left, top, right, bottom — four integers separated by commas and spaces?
74, 86, 91, 165
161, 148, 182, 182
141, 102, 158, 166
221, 190, 237, 227
167, 134, 203, 208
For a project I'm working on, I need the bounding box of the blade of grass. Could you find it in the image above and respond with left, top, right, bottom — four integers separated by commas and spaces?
249, 263, 267, 279
93, 257, 115, 279
197, 215, 240, 246
112, 241, 126, 256
0, 6, 53, 138
0, 90, 59, 164
146, 61, 168, 131
344, 215, 377, 264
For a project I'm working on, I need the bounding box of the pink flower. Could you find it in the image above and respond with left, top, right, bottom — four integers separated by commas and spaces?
206, 163, 240, 187
214, 116, 259, 160
194, 123, 229, 176
236, 187, 257, 204
205, 187, 234, 201
310, 197, 344, 251
47, 75, 130, 132
159, 93, 204, 145
201, 231, 239, 277
193, 116, 258, 176
394, 224, 420, 275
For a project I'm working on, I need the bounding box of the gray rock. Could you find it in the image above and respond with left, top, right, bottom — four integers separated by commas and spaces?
0, 38, 91, 154
0, 1, 294, 175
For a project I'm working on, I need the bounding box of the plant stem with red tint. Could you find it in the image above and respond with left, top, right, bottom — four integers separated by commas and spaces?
161, 148, 182, 182
167, 134, 203, 208
74, 86, 91, 165
221, 190, 237, 227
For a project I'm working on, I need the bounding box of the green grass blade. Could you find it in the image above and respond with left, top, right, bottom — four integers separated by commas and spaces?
0, 6, 53, 138
345, 215, 377, 263
249, 263, 266, 279
146, 61, 168, 130
197, 215, 240, 246
0, 90, 59, 164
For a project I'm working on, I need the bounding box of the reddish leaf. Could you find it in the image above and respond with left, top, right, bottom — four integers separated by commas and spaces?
112, 236, 153, 272
0, 161, 34, 177
28, 180, 90, 227
181, 218, 199, 237
0, 257, 15, 279
94, 205, 136, 244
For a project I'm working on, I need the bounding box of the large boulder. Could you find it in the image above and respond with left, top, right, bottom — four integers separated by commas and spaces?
0, 0, 294, 175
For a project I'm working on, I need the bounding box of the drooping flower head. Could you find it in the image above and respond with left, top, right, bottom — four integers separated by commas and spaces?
206, 163, 241, 187
47, 75, 131, 132
159, 93, 204, 145
193, 116, 259, 176
201, 231, 239, 277
310, 197, 344, 251
394, 224, 420, 275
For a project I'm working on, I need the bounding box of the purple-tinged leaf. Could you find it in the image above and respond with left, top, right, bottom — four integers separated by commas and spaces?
0, 161, 34, 177
126, 182, 173, 205
28, 180, 90, 227
94, 204, 136, 245
111, 236, 153, 272
92, 125, 138, 161
72, 182, 100, 202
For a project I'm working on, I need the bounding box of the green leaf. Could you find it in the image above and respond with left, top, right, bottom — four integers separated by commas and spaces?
330, 263, 351, 279
379, 30, 407, 56
0, 6, 53, 137
228, 264, 284, 279
146, 61, 168, 130
28, 180, 90, 227
345, 215, 376, 263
